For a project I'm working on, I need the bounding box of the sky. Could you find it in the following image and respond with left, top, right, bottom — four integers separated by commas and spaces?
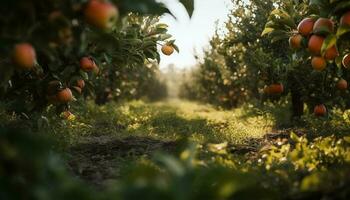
158, 0, 233, 69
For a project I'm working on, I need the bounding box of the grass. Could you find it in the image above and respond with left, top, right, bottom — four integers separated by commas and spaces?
66, 99, 275, 145
2, 99, 350, 199
47, 99, 277, 186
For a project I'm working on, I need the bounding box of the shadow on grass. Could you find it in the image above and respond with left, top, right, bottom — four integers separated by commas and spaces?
237, 102, 294, 130
149, 111, 216, 137
123, 102, 219, 141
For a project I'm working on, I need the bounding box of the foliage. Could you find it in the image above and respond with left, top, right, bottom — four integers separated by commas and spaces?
180, 0, 289, 108
0, 0, 193, 118
1, 111, 350, 199
0, 126, 98, 200
262, 0, 350, 117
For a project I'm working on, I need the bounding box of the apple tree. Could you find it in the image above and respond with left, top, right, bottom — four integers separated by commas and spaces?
263, 0, 350, 117
0, 0, 193, 119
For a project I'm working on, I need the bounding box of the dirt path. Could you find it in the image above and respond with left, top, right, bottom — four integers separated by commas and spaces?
66, 100, 300, 187
68, 135, 177, 186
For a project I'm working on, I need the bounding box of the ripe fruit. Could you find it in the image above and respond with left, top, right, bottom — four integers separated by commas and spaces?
337, 79, 348, 90
57, 88, 73, 103
311, 57, 327, 71
289, 34, 303, 49
340, 11, 350, 26
324, 46, 339, 60
161, 45, 174, 56
77, 79, 85, 89
314, 104, 327, 117
308, 35, 324, 55
342, 54, 350, 68
269, 83, 284, 94
12, 43, 36, 69
80, 57, 96, 72
84, 0, 118, 29
313, 18, 334, 35
297, 18, 315, 36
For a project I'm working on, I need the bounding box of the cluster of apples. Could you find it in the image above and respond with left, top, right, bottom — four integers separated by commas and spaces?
12, 0, 119, 69
10, 0, 177, 119
289, 11, 350, 117
46, 57, 98, 109
10, 0, 119, 119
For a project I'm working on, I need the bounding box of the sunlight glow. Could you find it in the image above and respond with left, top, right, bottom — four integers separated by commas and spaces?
159, 0, 232, 69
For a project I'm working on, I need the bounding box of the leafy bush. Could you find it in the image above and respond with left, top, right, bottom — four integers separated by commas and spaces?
1, 122, 349, 200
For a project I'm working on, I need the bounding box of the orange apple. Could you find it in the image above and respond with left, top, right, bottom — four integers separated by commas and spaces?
84, 0, 119, 29
12, 43, 36, 69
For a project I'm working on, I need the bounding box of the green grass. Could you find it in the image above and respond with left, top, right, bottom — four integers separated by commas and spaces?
2, 100, 350, 199
66, 99, 275, 145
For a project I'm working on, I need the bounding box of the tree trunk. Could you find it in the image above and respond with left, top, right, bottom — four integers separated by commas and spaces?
291, 90, 304, 119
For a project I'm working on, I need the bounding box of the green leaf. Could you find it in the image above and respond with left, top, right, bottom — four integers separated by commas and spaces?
309, 0, 324, 6
270, 9, 295, 29
180, 0, 194, 17
157, 154, 185, 176
156, 23, 169, 29
333, 1, 350, 13
172, 44, 180, 53
344, 136, 350, 143
261, 27, 274, 36
301, 173, 321, 191
321, 34, 337, 56
118, 0, 171, 16
80, 71, 89, 80
336, 25, 350, 37
155, 27, 168, 34
268, 30, 289, 43
290, 132, 300, 143
160, 33, 172, 40
335, 56, 343, 68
